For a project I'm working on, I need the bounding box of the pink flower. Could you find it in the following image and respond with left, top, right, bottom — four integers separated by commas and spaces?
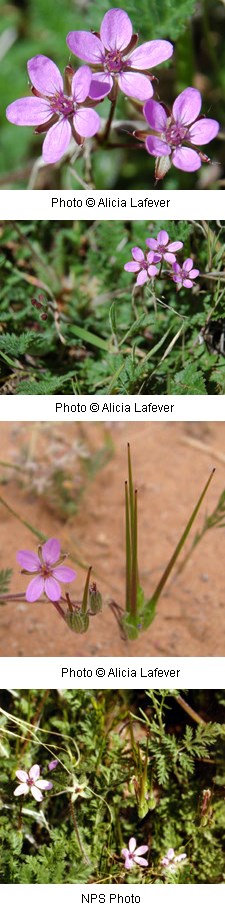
121, 837, 148, 869
146, 230, 183, 264
171, 257, 199, 288
143, 88, 220, 176
124, 246, 159, 285
16, 537, 76, 602
6, 56, 100, 164
67, 8, 173, 102
161, 848, 187, 871
48, 759, 59, 771
14, 765, 52, 802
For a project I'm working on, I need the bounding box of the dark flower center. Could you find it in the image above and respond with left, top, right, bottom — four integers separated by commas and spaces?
27, 777, 34, 786
50, 91, 75, 118
104, 50, 124, 73
164, 120, 188, 148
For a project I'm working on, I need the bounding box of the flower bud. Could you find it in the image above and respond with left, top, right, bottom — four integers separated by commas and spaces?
89, 583, 102, 614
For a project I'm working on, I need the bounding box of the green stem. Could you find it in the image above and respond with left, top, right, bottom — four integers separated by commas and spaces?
150, 467, 215, 608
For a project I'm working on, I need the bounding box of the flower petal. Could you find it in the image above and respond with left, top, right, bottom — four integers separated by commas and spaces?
144, 99, 167, 131
129, 39, 173, 69
128, 838, 137, 853
16, 550, 40, 572
27, 55, 63, 96
6, 97, 52, 126
172, 146, 201, 171
167, 241, 183, 251
124, 261, 140, 272
73, 107, 100, 138
26, 575, 45, 603
189, 269, 199, 279
89, 74, 112, 100
31, 785, 43, 802
163, 252, 176, 263
100, 9, 132, 51
146, 136, 171, 156
42, 120, 72, 164
44, 576, 61, 601
15, 770, 28, 783
147, 264, 159, 277
131, 247, 144, 261
134, 855, 148, 866
66, 31, 104, 64
14, 784, 29, 796
72, 65, 92, 104
135, 845, 149, 855
119, 71, 153, 101
157, 230, 169, 245
136, 269, 148, 285
42, 538, 61, 564
123, 857, 133, 869
183, 258, 193, 270
172, 88, 202, 126
188, 117, 219, 145
29, 764, 40, 780
35, 779, 53, 790
53, 566, 76, 583
146, 238, 158, 250
183, 279, 193, 288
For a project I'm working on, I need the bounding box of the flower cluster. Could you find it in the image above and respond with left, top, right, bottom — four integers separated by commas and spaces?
6, 8, 220, 174
124, 229, 199, 289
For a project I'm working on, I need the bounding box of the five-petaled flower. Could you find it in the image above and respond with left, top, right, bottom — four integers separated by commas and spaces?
16, 537, 76, 602
171, 257, 200, 289
6, 56, 101, 164
124, 246, 159, 285
67, 8, 173, 102
143, 87, 220, 176
161, 848, 187, 871
14, 765, 52, 802
146, 230, 183, 264
121, 837, 148, 869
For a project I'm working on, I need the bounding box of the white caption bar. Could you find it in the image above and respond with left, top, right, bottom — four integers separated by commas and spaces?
1, 884, 224, 912
0, 189, 224, 219
0, 395, 225, 421
1, 657, 225, 688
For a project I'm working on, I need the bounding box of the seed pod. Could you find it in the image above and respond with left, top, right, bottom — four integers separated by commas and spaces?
64, 593, 90, 632
65, 608, 89, 633
89, 583, 102, 614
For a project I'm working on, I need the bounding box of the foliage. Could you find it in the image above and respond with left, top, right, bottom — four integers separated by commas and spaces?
0, 219, 225, 395
0, 689, 225, 883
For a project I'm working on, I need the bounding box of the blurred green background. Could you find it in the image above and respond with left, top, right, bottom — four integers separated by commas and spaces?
0, 0, 224, 189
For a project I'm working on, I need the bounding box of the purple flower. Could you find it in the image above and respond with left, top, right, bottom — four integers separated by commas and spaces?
161, 848, 187, 871
16, 537, 76, 602
48, 759, 59, 771
67, 8, 173, 102
124, 246, 159, 285
121, 837, 148, 869
146, 230, 183, 264
171, 257, 199, 289
6, 56, 100, 164
14, 765, 52, 802
143, 88, 220, 176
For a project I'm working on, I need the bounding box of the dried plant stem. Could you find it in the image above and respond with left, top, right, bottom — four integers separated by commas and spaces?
175, 694, 205, 725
